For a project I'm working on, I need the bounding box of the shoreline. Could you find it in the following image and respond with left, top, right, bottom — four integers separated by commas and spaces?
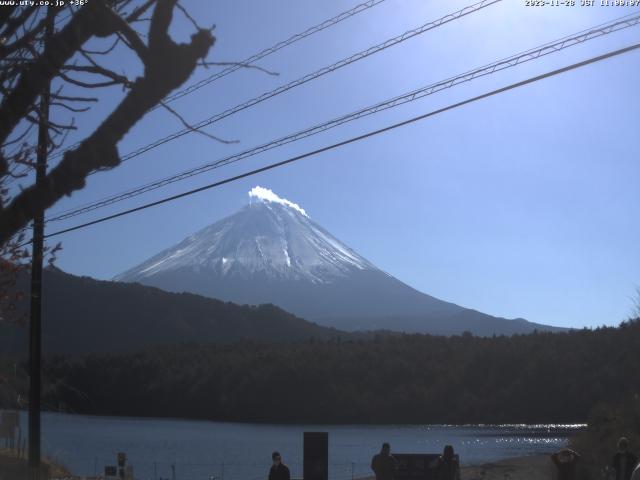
358, 455, 555, 480
12, 408, 588, 428
461, 454, 552, 480
3, 449, 553, 480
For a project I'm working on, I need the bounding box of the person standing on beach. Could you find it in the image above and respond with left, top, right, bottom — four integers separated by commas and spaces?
269, 451, 290, 480
551, 448, 580, 480
611, 437, 638, 480
371, 443, 398, 480
436, 445, 460, 480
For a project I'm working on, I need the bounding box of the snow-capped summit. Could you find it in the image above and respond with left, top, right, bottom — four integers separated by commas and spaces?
248, 186, 308, 216
115, 187, 561, 335
115, 187, 374, 285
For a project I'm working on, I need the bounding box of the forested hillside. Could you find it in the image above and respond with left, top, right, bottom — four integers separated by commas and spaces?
0, 268, 342, 354
23, 319, 640, 424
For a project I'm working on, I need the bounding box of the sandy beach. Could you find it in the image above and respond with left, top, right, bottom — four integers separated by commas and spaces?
358, 455, 553, 480
461, 454, 552, 480
2, 450, 554, 480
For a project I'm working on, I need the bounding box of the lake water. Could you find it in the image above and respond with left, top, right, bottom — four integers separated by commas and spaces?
21, 412, 584, 480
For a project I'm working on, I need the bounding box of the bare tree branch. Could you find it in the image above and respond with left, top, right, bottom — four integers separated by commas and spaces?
0, 0, 215, 244
111, 18, 149, 62
50, 102, 91, 113
200, 60, 279, 77
50, 94, 99, 103
57, 71, 128, 89
25, 115, 75, 136
0, 7, 37, 47
0, 12, 48, 59
159, 100, 238, 145
176, 2, 202, 31
0, 2, 114, 147
61, 64, 132, 87
125, 0, 158, 23
81, 37, 121, 55
1, 130, 34, 152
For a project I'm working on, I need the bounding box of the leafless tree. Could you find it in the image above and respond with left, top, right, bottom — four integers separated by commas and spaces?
0, 0, 218, 320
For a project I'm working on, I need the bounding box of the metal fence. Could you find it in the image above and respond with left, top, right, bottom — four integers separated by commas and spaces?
45, 460, 372, 480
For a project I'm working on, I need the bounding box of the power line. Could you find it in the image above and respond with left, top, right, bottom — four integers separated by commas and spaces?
158, 0, 390, 107
119, 0, 502, 161
46, 0, 390, 161
38, 41, 640, 242
47, 0, 502, 163
47, 11, 640, 223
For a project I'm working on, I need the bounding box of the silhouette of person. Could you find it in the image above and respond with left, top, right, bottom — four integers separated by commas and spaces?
436, 445, 460, 480
269, 451, 290, 480
551, 448, 580, 480
612, 437, 638, 480
371, 443, 398, 480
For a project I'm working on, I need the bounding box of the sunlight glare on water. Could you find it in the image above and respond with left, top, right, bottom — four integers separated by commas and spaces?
23, 413, 585, 480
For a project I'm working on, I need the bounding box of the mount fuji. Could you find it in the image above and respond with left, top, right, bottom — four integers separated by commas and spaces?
114, 187, 561, 335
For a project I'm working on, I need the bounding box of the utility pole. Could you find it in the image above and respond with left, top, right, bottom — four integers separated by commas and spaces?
28, 8, 53, 480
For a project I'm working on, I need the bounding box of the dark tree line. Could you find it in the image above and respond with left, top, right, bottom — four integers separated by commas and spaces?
4, 318, 636, 424
0, 267, 343, 355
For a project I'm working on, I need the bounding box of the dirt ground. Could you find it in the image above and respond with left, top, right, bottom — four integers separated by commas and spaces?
0, 448, 71, 479
461, 454, 553, 479
359, 455, 554, 480
1, 451, 559, 480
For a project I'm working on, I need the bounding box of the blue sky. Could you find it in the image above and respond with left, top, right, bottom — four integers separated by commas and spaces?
17, 0, 640, 329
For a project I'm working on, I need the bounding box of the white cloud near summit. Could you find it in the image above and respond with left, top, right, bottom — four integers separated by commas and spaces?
248, 186, 308, 217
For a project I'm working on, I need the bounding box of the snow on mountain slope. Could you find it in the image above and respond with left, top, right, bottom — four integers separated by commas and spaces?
115, 187, 562, 335
115, 186, 375, 284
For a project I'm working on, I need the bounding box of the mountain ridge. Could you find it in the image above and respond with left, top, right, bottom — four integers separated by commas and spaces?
115, 187, 563, 335
0, 267, 343, 355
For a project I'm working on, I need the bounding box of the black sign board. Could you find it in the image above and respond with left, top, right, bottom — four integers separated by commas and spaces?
303, 432, 328, 480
